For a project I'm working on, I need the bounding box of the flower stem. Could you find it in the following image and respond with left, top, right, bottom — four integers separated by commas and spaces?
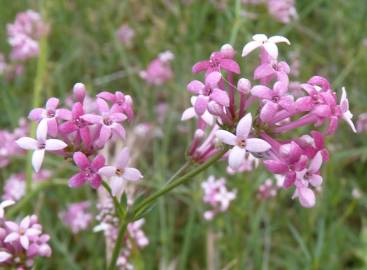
107, 218, 129, 270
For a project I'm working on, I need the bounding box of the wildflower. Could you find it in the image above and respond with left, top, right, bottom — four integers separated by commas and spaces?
4, 216, 41, 249
116, 24, 135, 46
267, 0, 298, 24
16, 120, 67, 172
99, 147, 143, 197
69, 152, 105, 189
216, 113, 271, 169
140, 51, 174, 85
60, 202, 92, 234
242, 34, 290, 59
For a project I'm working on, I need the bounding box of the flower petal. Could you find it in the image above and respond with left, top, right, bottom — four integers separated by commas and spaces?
210, 89, 229, 107
215, 130, 236, 145
205, 71, 222, 87
192, 60, 210, 73
187, 80, 204, 94
251, 85, 273, 99
194, 95, 209, 115
309, 151, 323, 173
263, 42, 278, 59
268, 35, 290, 45
20, 235, 29, 250
36, 119, 48, 142
46, 97, 59, 110
123, 168, 143, 181
91, 154, 105, 170
181, 107, 196, 121
242, 40, 261, 57
89, 175, 102, 189
32, 149, 45, 173
98, 166, 117, 177
263, 160, 288, 174
246, 138, 271, 152
0, 251, 11, 262
73, 152, 90, 169
116, 147, 130, 168
96, 98, 110, 113
309, 174, 323, 187
220, 59, 240, 74
16, 137, 38, 150
298, 187, 316, 208
228, 146, 246, 170
45, 139, 67, 151
236, 113, 252, 139
68, 173, 86, 188
4, 232, 19, 243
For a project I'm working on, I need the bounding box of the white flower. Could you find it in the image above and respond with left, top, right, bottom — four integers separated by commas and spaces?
242, 34, 290, 59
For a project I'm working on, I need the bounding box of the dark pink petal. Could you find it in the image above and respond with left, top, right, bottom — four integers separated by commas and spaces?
46, 97, 59, 110
91, 154, 105, 170
210, 89, 229, 107
283, 171, 296, 188
295, 155, 308, 171
194, 95, 209, 115
89, 175, 102, 189
72, 102, 84, 117
277, 61, 290, 74
47, 118, 58, 137
263, 160, 288, 174
73, 152, 90, 170
28, 108, 44, 121
313, 105, 331, 117
326, 116, 338, 135
80, 127, 91, 146
311, 131, 324, 148
98, 125, 112, 144
68, 173, 86, 188
73, 83, 86, 102
192, 60, 210, 73
295, 96, 314, 112
308, 76, 330, 91
251, 85, 273, 99
254, 64, 274, 80
219, 59, 240, 74
59, 121, 77, 134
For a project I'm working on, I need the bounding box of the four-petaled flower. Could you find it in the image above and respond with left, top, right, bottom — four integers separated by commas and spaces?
99, 147, 143, 197
16, 120, 67, 172
242, 34, 290, 59
216, 113, 271, 169
69, 152, 105, 189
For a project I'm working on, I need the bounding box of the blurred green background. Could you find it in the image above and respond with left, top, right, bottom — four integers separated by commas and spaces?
1, 0, 367, 269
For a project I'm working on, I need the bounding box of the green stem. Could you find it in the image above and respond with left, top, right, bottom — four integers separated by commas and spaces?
26, 35, 48, 193
101, 181, 123, 217
7, 179, 68, 218
107, 148, 226, 270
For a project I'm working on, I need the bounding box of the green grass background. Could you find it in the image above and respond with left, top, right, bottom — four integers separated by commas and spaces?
1, 0, 367, 269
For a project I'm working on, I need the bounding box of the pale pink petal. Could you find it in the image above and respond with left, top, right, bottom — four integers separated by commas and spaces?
181, 107, 196, 121
246, 138, 271, 152
194, 95, 209, 115
298, 187, 316, 208
98, 166, 117, 177
47, 118, 58, 137
242, 40, 261, 57
187, 80, 205, 94
228, 146, 246, 170
32, 149, 45, 172
45, 97, 59, 110
56, 109, 72, 120
36, 119, 48, 142
110, 176, 124, 197
123, 168, 143, 181
251, 85, 273, 99
263, 42, 278, 59
210, 89, 229, 107
26, 228, 41, 236
253, 34, 268, 42
116, 147, 130, 168
309, 151, 322, 173
111, 124, 126, 139
215, 130, 236, 145
98, 125, 112, 144
81, 114, 103, 124
0, 251, 11, 262
96, 98, 110, 113
20, 216, 30, 229
20, 235, 29, 249
5, 221, 18, 231
16, 137, 38, 150
4, 232, 19, 243
110, 113, 127, 122
45, 139, 67, 151
236, 113, 252, 138
260, 102, 278, 122
309, 174, 323, 187
205, 71, 222, 87
28, 108, 44, 121
268, 36, 290, 45
201, 111, 214, 126
0, 200, 15, 209
254, 64, 274, 80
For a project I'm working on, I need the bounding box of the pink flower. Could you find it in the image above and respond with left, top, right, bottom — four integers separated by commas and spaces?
116, 24, 135, 46
181, 96, 214, 126
242, 34, 290, 59
140, 51, 174, 85
16, 120, 67, 172
267, 0, 298, 24
216, 113, 271, 169
4, 216, 41, 250
81, 98, 127, 146
97, 91, 134, 121
69, 152, 105, 189
192, 49, 240, 74
60, 201, 92, 234
99, 147, 143, 197
28, 97, 72, 136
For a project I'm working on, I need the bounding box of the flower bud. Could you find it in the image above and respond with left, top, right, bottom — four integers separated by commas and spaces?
220, 43, 235, 58
237, 78, 251, 94
73, 83, 86, 102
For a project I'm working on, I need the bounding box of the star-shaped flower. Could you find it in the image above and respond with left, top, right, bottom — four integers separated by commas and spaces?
242, 34, 290, 59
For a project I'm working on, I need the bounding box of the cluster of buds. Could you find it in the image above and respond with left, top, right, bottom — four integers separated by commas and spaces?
59, 201, 92, 234
0, 10, 48, 80
256, 175, 283, 200
0, 201, 51, 269
183, 34, 356, 208
15, 83, 143, 192
201, 176, 236, 220
95, 199, 148, 270
140, 51, 174, 86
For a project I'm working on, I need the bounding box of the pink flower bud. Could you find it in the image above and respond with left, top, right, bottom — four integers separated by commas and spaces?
220, 44, 235, 58
73, 83, 86, 102
237, 78, 251, 94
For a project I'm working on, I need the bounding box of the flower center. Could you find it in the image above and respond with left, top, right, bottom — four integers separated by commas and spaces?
47, 110, 55, 118
116, 168, 124, 176
19, 228, 25, 235
38, 142, 46, 149
74, 117, 86, 128
103, 118, 112, 126
272, 95, 280, 102
237, 138, 246, 148
83, 167, 94, 178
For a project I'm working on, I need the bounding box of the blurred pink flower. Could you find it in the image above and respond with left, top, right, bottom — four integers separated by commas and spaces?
140, 51, 174, 86
60, 201, 92, 234
267, 0, 298, 24
116, 24, 135, 46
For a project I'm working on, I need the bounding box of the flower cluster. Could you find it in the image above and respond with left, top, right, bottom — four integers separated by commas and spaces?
116, 24, 135, 46
201, 176, 236, 220
140, 51, 174, 86
183, 34, 356, 208
95, 199, 148, 270
59, 201, 92, 234
0, 201, 51, 269
2, 170, 51, 202
256, 176, 283, 200
15, 83, 143, 191
243, 0, 298, 24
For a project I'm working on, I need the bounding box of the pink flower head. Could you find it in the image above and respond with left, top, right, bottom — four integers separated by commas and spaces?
16, 120, 67, 172
251, 82, 294, 122
81, 98, 127, 146
216, 113, 271, 169
60, 201, 92, 234
99, 147, 143, 197
116, 24, 135, 46
140, 51, 174, 86
69, 152, 105, 189
4, 216, 41, 250
192, 49, 240, 74
28, 97, 72, 136
181, 96, 214, 126
253, 59, 290, 85
267, 0, 298, 24
187, 71, 229, 115
97, 91, 134, 120
242, 34, 290, 59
